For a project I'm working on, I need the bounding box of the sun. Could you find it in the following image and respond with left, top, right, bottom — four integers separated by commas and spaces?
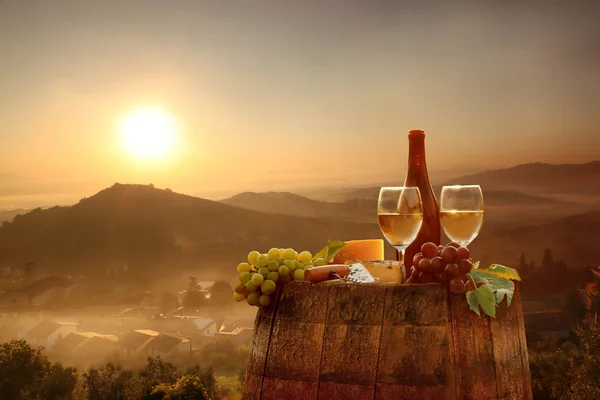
119, 106, 179, 160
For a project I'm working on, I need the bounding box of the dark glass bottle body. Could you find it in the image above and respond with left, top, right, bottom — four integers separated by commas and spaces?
400, 130, 441, 268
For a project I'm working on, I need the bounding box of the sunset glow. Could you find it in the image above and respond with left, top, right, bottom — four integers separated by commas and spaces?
119, 107, 179, 161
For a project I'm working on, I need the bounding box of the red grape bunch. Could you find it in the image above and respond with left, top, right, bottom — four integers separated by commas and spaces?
406, 241, 474, 294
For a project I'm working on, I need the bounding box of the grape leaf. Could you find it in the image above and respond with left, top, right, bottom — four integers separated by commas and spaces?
466, 284, 496, 318
313, 240, 347, 263
468, 269, 516, 307
486, 264, 522, 281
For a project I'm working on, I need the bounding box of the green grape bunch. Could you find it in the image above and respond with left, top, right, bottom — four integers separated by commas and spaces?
233, 247, 317, 308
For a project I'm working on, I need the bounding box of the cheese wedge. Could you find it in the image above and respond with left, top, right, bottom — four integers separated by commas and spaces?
344, 259, 406, 284
332, 239, 384, 264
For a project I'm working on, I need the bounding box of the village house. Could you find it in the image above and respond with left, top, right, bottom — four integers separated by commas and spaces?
0, 276, 77, 309
216, 327, 254, 345
219, 316, 255, 333
25, 320, 80, 348
52, 331, 119, 361
165, 306, 212, 319
120, 329, 190, 357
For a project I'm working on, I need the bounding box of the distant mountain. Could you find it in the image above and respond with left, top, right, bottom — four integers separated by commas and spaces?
472, 209, 600, 270
445, 161, 600, 194
305, 185, 572, 207
0, 209, 30, 223
0, 184, 385, 276
220, 191, 372, 222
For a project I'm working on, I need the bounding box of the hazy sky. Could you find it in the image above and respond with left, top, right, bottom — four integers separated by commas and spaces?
1, 0, 599, 207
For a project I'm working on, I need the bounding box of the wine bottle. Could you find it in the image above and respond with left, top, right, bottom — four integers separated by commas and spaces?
401, 129, 441, 269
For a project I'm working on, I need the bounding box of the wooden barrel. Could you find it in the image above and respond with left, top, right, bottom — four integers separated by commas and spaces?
243, 281, 532, 400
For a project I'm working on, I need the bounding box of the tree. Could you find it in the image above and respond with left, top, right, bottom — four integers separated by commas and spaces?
159, 292, 180, 315
209, 280, 234, 308
185, 365, 217, 399
182, 277, 207, 307
82, 363, 142, 400
0, 340, 77, 400
152, 375, 209, 400
188, 277, 201, 292
519, 253, 527, 270
565, 324, 600, 399
138, 357, 179, 400
542, 248, 554, 269
565, 291, 587, 322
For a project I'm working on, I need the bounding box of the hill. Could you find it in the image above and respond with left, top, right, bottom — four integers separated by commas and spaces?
220, 191, 373, 222
445, 161, 600, 194
471, 209, 600, 270
0, 209, 30, 223
0, 184, 384, 277
221, 187, 588, 229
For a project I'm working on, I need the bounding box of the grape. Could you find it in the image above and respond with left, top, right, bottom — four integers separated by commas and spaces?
258, 267, 269, 277
280, 274, 293, 284
267, 248, 280, 260
278, 248, 286, 258
409, 266, 418, 278
430, 256, 444, 273
458, 259, 472, 274
259, 294, 271, 307
413, 253, 424, 267
441, 246, 459, 264
437, 245, 444, 254
261, 280, 276, 295
419, 272, 434, 283
314, 258, 327, 267
418, 258, 431, 272
267, 261, 280, 272
293, 269, 305, 281
266, 272, 280, 282
248, 251, 260, 266
237, 262, 251, 273
283, 248, 298, 261
294, 261, 303, 271
251, 273, 264, 286
450, 278, 465, 294
445, 263, 459, 277
302, 261, 313, 269
283, 260, 296, 269
434, 271, 451, 283
247, 292, 260, 306
447, 242, 461, 249
278, 265, 290, 276
421, 242, 439, 259
256, 254, 269, 267
234, 283, 246, 294
298, 251, 312, 262
245, 281, 257, 292
239, 272, 252, 284
234, 292, 246, 302
457, 246, 470, 260
458, 273, 469, 282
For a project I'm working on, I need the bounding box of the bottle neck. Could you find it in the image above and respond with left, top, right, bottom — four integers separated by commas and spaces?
408, 135, 426, 168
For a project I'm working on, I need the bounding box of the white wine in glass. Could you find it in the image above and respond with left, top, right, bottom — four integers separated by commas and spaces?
440, 185, 484, 246
377, 187, 424, 265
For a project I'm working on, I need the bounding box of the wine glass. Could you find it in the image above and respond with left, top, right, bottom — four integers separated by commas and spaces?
439, 185, 484, 247
377, 187, 424, 265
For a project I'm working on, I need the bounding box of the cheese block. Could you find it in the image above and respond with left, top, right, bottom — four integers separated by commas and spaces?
332, 239, 384, 264
345, 259, 406, 284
